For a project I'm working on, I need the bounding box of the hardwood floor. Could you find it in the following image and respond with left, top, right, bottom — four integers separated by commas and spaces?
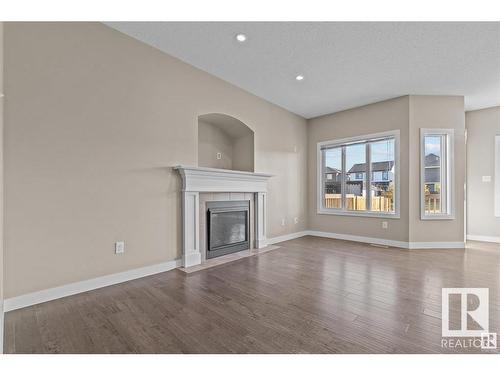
4, 236, 500, 353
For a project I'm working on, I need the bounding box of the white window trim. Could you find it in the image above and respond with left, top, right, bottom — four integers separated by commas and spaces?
420, 128, 455, 220
317, 130, 401, 219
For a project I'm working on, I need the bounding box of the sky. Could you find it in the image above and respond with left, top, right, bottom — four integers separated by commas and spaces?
326, 139, 395, 170
424, 136, 442, 157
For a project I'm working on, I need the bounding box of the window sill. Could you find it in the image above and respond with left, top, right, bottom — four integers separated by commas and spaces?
318, 208, 400, 219
420, 215, 455, 221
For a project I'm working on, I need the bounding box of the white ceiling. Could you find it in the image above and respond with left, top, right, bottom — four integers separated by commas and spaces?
106, 22, 500, 119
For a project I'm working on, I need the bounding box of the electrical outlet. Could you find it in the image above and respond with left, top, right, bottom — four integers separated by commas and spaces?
115, 241, 125, 254
382, 221, 388, 229
281, 218, 286, 226
482, 175, 492, 182
294, 217, 299, 224
216, 152, 222, 160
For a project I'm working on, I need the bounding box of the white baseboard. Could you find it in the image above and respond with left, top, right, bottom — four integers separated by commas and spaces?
4, 259, 182, 312
268, 230, 465, 250
407, 241, 465, 249
467, 234, 500, 244
3, 230, 466, 313
266, 231, 309, 245
306, 230, 409, 248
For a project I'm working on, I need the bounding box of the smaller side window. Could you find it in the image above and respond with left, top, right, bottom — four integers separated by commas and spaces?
420, 129, 454, 220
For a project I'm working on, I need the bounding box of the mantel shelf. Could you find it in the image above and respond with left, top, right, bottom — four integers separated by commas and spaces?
174, 165, 273, 193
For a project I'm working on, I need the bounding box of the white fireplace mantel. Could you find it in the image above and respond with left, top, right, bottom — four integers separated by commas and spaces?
175, 166, 273, 193
174, 166, 273, 268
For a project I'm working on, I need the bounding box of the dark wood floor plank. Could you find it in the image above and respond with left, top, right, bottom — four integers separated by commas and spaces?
4, 237, 500, 353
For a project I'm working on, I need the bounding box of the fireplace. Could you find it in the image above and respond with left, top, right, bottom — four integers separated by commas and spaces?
175, 166, 272, 268
206, 200, 250, 259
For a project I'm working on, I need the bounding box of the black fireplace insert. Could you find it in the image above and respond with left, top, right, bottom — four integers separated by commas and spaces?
206, 200, 250, 259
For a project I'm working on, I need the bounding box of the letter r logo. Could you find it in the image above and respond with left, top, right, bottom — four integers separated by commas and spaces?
442, 288, 489, 337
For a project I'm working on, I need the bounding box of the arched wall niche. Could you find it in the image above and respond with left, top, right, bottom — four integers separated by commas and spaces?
197, 113, 255, 172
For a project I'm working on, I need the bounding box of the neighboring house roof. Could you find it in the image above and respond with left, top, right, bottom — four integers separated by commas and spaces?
424, 153, 440, 183
425, 153, 440, 167
425, 168, 440, 183
325, 166, 341, 174
348, 161, 394, 173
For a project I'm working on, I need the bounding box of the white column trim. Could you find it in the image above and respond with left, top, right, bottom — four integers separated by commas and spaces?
255, 192, 268, 248
182, 191, 201, 267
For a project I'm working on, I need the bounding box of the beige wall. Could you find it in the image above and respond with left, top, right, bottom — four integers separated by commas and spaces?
408, 96, 465, 243
198, 120, 254, 172
198, 120, 234, 170
232, 134, 254, 172
307, 95, 465, 244
307, 96, 410, 241
466, 106, 500, 239
3, 22, 308, 298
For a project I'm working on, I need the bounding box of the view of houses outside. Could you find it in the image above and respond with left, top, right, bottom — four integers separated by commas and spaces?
324, 138, 395, 212
423, 136, 442, 214
324, 147, 342, 208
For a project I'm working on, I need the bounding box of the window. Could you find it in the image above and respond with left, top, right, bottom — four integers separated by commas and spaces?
323, 147, 342, 208
370, 138, 395, 213
420, 129, 454, 220
318, 130, 399, 217
346, 143, 367, 211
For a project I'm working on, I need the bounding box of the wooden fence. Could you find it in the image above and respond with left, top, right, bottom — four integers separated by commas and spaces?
324, 194, 393, 212
425, 194, 441, 214
324, 194, 440, 214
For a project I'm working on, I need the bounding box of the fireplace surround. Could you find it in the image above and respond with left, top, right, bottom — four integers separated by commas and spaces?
174, 166, 273, 268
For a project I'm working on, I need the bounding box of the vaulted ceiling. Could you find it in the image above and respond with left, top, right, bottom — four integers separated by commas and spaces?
106, 22, 500, 119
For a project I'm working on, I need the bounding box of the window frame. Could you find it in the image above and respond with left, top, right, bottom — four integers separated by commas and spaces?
317, 130, 400, 219
420, 128, 455, 220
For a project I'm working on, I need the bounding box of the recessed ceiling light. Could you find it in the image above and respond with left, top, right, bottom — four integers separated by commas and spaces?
236, 33, 247, 42
295, 75, 304, 81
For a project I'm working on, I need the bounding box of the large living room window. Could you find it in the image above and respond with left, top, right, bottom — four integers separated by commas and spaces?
420, 128, 454, 220
318, 130, 400, 217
